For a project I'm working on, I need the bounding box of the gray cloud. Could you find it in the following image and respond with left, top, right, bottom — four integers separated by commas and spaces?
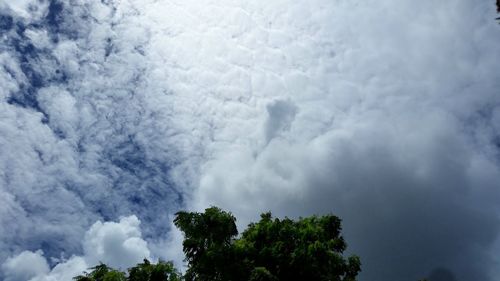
0, 0, 499, 281
2, 250, 50, 281
265, 99, 298, 143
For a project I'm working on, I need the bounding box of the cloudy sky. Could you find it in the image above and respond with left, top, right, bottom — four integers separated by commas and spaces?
0, 0, 499, 280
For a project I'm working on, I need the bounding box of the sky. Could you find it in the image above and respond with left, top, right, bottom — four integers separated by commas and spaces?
0, 0, 499, 280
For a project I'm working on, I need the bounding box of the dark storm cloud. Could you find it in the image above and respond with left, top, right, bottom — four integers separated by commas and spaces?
303, 126, 500, 281
192, 1, 500, 281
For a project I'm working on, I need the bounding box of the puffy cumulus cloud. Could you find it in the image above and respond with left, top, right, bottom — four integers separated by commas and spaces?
1, 250, 50, 281
1, 216, 151, 281
83, 216, 151, 270
0, 0, 499, 281
24, 256, 88, 281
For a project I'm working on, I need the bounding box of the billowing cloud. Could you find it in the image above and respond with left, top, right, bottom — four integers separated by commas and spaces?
83, 216, 151, 270
2, 250, 50, 281
0, 0, 499, 281
2, 216, 152, 281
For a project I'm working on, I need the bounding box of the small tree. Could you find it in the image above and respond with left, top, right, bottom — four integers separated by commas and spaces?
128, 259, 181, 281
173, 207, 243, 281
73, 260, 181, 281
73, 263, 126, 281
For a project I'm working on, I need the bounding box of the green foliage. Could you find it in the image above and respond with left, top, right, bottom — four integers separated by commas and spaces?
74, 260, 181, 281
74, 263, 126, 281
128, 259, 182, 281
103, 270, 127, 281
75, 207, 361, 281
237, 212, 361, 281
248, 267, 278, 281
175, 207, 361, 281
496, 0, 500, 22
173, 206, 243, 281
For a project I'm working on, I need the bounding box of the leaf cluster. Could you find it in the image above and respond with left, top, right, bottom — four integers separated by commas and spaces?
73, 260, 181, 281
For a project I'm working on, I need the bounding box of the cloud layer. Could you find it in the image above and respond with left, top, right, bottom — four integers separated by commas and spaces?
0, 0, 499, 280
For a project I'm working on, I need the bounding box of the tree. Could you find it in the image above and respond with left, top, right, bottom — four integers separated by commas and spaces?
236, 212, 361, 281
73, 263, 126, 281
73, 260, 181, 281
173, 207, 244, 281
174, 207, 361, 281
497, 0, 500, 22
128, 259, 181, 281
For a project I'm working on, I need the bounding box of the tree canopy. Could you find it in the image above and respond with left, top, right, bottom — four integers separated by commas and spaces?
74, 207, 361, 281
236, 212, 361, 281
173, 207, 243, 281
74, 260, 181, 281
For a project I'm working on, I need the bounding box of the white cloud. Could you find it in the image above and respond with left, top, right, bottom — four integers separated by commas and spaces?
29, 256, 87, 281
1, 250, 49, 281
0, 0, 48, 20
1, 216, 152, 280
83, 216, 151, 270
